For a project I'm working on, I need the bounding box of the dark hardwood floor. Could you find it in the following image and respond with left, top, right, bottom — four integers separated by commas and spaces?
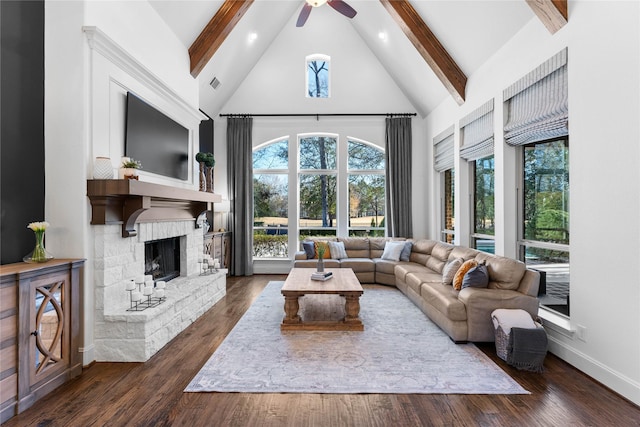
5, 275, 639, 427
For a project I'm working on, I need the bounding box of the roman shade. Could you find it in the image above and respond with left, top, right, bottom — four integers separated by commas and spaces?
460, 99, 494, 161
503, 48, 568, 146
433, 125, 455, 172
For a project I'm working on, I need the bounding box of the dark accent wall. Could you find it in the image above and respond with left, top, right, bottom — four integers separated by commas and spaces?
1, 1, 46, 264
199, 114, 214, 154
199, 115, 214, 225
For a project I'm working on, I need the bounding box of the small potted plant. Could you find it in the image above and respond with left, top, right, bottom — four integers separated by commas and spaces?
120, 157, 142, 180
316, 243, 326, 272
196, 152, 215, 192
195, 152, 213, 191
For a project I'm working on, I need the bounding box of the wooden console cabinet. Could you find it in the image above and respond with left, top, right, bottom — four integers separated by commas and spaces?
0, 259, 84, 423
204, 231, 232, 272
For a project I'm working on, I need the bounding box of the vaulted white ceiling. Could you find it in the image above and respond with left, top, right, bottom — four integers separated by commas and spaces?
150, 0, 538, 118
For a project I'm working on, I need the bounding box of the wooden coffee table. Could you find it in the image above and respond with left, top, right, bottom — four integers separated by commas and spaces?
281, 268, 364, 331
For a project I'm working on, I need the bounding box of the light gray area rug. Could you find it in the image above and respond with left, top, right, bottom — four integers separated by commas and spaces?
185, 282, 528, 394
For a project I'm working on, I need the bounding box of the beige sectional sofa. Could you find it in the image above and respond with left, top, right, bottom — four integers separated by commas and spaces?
294, 237, 540, 343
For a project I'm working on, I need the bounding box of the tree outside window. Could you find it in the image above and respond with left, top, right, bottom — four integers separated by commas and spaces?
348, 139, 385, 236
442, 169, 455, 243
252, 134, 385, 257
306, 54, 330, 98
472, 156, 495, 253
520, 138, 570, 317
299, 136, 337, 237
253, 139, 289, 258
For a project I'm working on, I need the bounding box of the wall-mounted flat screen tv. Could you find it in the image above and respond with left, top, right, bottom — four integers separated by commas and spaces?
125, 92, 189, 181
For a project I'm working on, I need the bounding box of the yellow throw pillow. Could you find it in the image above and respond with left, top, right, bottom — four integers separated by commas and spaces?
314, 241, 331, 259
453, 259, 478, 291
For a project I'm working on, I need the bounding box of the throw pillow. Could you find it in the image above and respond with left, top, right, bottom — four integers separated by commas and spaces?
400, 241, 413, 262
462, 261, 489, 289
381, 241, 406, 262
328, 241, 348, 259
302, 241, 315, 259
442, 257, 463, 286
314, 241, 331, 260
453, 259, 478, 291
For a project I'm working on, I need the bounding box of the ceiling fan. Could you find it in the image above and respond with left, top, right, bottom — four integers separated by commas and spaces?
296, 0, 357, 27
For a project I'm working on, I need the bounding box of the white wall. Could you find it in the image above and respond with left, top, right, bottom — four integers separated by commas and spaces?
45, 0, 201, 365
422, 1, 640, 405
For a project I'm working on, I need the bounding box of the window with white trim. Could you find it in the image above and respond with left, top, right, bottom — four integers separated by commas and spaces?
306, 54, 330, 98
253, 139, 289, 258
252, 134, 385, 258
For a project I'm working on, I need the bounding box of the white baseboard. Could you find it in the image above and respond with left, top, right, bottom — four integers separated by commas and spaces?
80, 343, 96, 367
548, 336, 640, 406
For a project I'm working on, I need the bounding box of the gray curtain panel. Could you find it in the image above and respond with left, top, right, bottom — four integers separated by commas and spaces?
226, 117, 254, 276
385, 117, 413, 238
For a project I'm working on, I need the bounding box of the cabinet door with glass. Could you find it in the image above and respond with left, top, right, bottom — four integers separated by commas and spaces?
27, 269, 71, 387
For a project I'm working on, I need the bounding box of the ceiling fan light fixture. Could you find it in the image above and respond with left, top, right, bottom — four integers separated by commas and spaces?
305, 0, 328, 7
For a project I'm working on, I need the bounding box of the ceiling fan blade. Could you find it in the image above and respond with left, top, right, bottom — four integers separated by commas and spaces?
327, 0, 357, 19
296, 3, 313, 27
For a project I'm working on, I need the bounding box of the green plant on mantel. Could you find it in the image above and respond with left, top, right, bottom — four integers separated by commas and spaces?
196, 152, 215, 168
121, 158, 142, 169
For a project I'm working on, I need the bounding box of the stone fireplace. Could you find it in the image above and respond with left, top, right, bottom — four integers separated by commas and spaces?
88, 180, 225, 362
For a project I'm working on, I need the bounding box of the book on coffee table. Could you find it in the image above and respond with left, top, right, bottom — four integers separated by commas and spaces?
311, 271, 333, 281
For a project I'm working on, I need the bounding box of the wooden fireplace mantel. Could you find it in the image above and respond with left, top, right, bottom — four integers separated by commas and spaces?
87, 179, 222, 237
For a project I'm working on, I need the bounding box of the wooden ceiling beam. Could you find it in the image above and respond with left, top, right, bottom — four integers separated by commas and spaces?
525, 0, 568, 34
380, 0, 466, 105
189, 0, 254, 78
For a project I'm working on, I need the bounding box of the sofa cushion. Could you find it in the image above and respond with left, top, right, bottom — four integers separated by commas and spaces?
328, 241, 348, 259
420, 282, 468, 321
442, 257, 463, 286
450, 246, 479, 261
462, 261, 489, 289
406, 271, 444, 296
302, 241, 315, 259
394, 263, 436, 283
475, 253, 526, 291
369, 237, 389, 258
426, 242, 454, 273
338, 237, 370, 258
381, 241, 406, 261
409, 239, 438, 265
373, 258, 399, 276
453, 259, 478, 291
340, 258, 375, 272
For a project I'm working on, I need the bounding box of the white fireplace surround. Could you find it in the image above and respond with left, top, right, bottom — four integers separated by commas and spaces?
93, 220, 225, 362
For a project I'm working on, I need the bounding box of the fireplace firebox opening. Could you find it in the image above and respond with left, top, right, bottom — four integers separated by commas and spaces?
145, 237, 181, 282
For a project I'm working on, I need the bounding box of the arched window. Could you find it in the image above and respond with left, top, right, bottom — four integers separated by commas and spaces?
252, 134, 385, 259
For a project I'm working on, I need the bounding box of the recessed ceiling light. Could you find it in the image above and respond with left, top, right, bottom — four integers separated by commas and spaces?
248, 32, 258, 43
378, 31, 387, 41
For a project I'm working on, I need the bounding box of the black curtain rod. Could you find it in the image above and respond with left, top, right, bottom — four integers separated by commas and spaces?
219, 112, 417, 119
